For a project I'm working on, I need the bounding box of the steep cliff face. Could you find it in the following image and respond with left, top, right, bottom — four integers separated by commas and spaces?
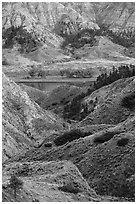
2, 73, 64, 161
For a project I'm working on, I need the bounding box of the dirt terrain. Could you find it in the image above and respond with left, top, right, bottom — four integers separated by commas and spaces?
2, 2, 135, 202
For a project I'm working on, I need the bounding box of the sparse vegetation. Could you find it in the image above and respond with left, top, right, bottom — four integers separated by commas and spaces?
8, 174, 23, 199
94, 64, 135, 90
99, 24, 135, 48
28, 68, 46, 78
93, 132, 119, 144
58, 183, 81, 194
43, 142, 52, 148
54, 129, 92, 146
2, 25, 41, 53
54, 129, 84, 146
117, 138, 129, 146
60, 28, 97, 51
2, 58, 9, 65
121, 92, 135, 111
59, 68, 93, 78
63, 64, 135, 121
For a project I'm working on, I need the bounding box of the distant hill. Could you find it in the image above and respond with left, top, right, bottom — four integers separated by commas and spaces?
2, 2, 135, 64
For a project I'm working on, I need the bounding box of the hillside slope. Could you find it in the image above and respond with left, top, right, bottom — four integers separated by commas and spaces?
2, 2, 135, 202
80, 77, 135, 126
2, 73, 64, 161
2, 160, 100, 202
93, 2, 135, 31
4, 77, 135, 201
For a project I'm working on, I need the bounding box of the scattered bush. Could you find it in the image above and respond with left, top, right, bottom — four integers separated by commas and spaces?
99, 24, 135, 48
63, 89, 93, 121
117, 138, 129, 147
54, 129, 84, 146
93, 132, 118, 144
121, 92, 135, 111
16, 164, 30, 177
59, 68, 93, 78
60, 28, 97, 50
54, 129, 92, 146
28, 68, 46, 78
58, 183, 81, 194
63, 64, 135, 121
38, 70, 46, 78
2, 59, 9, 65
28, 69, 35, 78
2, 25, 40, 53
32, 198, 39, 202
43, 142, 52, 147
8, 174, 23, 199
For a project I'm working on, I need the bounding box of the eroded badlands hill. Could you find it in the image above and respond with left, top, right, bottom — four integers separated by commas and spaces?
3, 160, 100, 202
4, 77, 135, 201
2, 73, 64, 161
80, 77, 135, 126
2, 2, 135, 202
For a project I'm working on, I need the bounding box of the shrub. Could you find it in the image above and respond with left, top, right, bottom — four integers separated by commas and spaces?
2, 59, 9, 65
38, 70, 46, 78
121, 92, 135, 111
28, 69, 35, 78
58, 183, 81, 194
8, 174, 23, 199
32, 198, 39, 202
117, 138, 129, 147
54, 129, 92, 146
43, 142, 52, 147
54, 129, 84, 146
93, 132, 118, 144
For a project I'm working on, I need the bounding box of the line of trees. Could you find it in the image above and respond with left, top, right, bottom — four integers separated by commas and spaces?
98, 24, 135, 48
60, 68, 93, 78
28, 68, 46, 78
60, 24, 135, 52
94, 64, 135, 90
63, 64, 135, 121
